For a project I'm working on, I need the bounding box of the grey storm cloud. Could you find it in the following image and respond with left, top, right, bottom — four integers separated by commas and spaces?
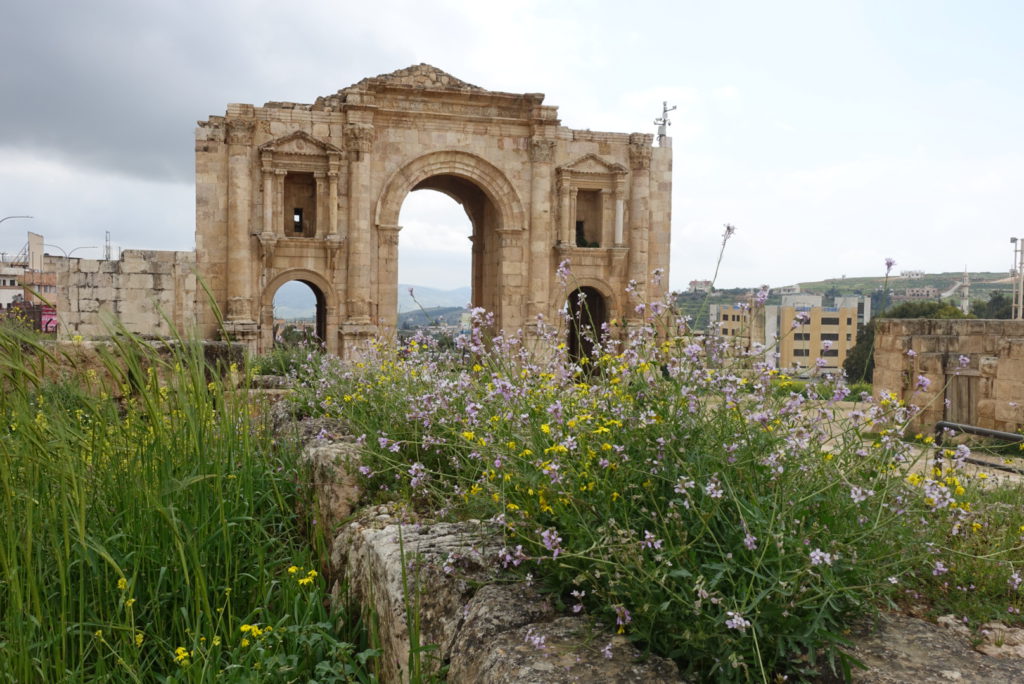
0, 1, 417, 182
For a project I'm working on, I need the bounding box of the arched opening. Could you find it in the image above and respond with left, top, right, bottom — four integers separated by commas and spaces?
272, 280, 326, 347
391, 173, 501, 331
567, 286, 608, 363
374, 151, 526, 336
397, 187, 473, 332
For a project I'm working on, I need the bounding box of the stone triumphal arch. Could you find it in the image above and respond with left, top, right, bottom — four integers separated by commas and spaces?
195, 64, 672, 356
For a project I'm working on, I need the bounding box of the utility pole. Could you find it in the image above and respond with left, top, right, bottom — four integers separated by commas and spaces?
653, 101, 676, 147
1012, 238, 1024, 319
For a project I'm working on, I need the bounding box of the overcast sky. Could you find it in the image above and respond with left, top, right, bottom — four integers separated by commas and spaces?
1, 0, 1022, 293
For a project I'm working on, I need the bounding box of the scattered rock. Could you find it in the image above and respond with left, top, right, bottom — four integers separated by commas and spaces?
299, 441, 362, 532
251, 374, 293, 389
976, 621, 1024, 659
837, 612, 1024, 683
329, 507, 680, 683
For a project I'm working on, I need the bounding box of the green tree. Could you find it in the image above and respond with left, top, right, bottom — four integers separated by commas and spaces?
969, 290, 1012, 319
843, 301, 969, 383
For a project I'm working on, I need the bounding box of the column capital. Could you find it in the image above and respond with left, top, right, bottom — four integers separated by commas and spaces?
345, 123, 374, 154
226, 118, 256, 145
529, 138, 556, 163
628, 144, 652, 171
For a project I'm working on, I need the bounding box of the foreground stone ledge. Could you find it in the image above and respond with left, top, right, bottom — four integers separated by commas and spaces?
328, 506, 681, 683
291, 423, 1024, 682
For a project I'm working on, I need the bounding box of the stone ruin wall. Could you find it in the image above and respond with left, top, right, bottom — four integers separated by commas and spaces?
50, 250, 197, 339
873, 318, 1024, 433
49, 65, 672, 355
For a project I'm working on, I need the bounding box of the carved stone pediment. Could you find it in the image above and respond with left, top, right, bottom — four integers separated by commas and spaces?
259, 131, 342, 156
560, 154, 627, 176
350, 63, 484, 92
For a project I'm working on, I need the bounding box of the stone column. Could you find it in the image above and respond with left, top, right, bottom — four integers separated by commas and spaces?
226, 118, 255, 322
327, 155, 341, 237
376, 224, 401, 332
613, 178, 625, 247
314, 171, 327, 238
558, 179, 572, 247
569, 187, 578, 246
600, 189, 611, 247
497, 228, 525, 332
627, 134, 652, 293
528, 138, 555, 322
275, 169, 287, 230
345, 123, 373, 324
325, 157, 343, 286
261, 154, 275, 236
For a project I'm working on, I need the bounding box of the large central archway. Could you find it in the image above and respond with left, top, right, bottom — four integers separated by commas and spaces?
374, 151, 526, 333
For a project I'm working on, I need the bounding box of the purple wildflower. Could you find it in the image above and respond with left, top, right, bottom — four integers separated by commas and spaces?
556, 259, 571, 286
810, 549, 834, 566
850, 485, 874, 503
641, 530, 663, 550
541, 528, 563, 559
614, 605, 632, 633
725, 611, 751, 632
705, 476, 724, 499
408, 462, 427, 489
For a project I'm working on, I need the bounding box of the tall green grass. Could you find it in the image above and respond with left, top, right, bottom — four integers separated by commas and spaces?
0, 322, 375, 682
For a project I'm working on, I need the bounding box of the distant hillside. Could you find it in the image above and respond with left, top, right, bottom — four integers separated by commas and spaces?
272, 284, 316, 320
796, 272, 1009, 297
398, 284, 470, 313
273, 283, 471, 320
398, 306, 466, 329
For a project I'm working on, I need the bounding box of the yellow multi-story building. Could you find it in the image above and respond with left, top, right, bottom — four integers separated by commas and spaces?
710, 294, 868, 375
776, 303, 859, 373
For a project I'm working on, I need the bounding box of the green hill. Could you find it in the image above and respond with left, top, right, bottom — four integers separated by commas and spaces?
796, 271, 1009, 298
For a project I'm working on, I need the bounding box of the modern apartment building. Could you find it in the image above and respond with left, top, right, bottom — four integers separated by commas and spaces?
711, 294, 870, 375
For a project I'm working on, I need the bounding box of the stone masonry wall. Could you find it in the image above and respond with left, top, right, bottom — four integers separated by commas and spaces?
51, 250, 197, 339
873, 319, 1024, 433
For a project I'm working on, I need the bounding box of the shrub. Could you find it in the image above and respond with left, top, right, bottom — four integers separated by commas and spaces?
290, 288, 1023, 681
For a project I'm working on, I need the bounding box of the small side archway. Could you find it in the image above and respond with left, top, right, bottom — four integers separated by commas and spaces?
566, 283, 614, 363
260, 269, 339, 354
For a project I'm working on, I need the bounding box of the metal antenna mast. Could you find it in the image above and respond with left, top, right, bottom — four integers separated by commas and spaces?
654, 101, 677, 147
104, 230, 112, 260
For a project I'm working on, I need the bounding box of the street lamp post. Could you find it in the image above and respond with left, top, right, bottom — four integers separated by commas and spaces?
44, 244, 99, 259
1012, 238, 1024, 320
0, 216, 33, 225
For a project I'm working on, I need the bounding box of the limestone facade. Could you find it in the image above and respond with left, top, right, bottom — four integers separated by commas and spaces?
194, 64, 672, 356
873, 319, 1024, 432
